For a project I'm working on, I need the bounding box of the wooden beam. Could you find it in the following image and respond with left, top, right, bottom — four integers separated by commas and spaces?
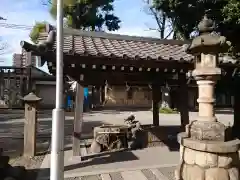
46, 52, 193, 70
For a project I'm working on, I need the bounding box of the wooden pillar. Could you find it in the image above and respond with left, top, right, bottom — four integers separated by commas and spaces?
91, 86, 96, 109
26, 66, 32, 93
7, 70, 11, 108
179, 74, 189, 130
0, 70, 3, 99
100, 85, 105, 105
22, 92, 41, 157
152, 85, 160, 126
96, 86, 101, 106
233, 80, 240, 138
73, 82, 84, 156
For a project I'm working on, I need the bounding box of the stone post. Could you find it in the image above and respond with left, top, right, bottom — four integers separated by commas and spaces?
175, 13, 240, 180
22, 92, 42, 157
73, 82, 84, 156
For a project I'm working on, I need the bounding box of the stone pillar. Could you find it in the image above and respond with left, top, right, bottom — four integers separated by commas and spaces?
21, 92, 42, 157
73, 82, 84, 156
175, 13, 240, 180
100, 85, 105, 105
91, 86, 95, 109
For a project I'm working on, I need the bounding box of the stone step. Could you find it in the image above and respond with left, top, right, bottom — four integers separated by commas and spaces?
64, 167, 175, 180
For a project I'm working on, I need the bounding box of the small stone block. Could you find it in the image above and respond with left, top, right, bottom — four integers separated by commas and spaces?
205, 168, 229, 180
228, 168, 239, 180
182, 164, 205, 180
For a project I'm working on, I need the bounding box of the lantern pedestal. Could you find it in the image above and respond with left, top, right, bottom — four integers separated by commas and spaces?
175, 14, 240, 180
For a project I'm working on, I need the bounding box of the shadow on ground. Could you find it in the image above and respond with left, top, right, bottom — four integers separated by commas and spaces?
65, 107, 152, 116
0, 121, 181, 159
141, 125, 181, 152
0, 120, 107, 158
0, 109, 53, 121
64, 150, 138, 171
191, 108, 233, 115
23, 149, 138, 180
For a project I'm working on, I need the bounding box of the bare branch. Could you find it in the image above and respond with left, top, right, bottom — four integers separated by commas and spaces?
142, 0, 174, 39
149, 7, 163, 29
42, 0, 52, 6
164, 29, 173, 39
0, 16, 7, 21
0, 41, 11, 56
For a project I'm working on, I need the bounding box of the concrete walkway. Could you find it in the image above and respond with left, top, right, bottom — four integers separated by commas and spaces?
37, 146, 179, 180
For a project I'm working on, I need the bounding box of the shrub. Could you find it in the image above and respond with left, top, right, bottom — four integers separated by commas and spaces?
159, 107, 178, 114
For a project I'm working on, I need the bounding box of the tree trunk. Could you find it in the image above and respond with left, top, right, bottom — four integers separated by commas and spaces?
160, 13, 166, 39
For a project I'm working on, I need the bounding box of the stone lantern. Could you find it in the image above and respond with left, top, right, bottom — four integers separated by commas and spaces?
22, 92, 42, 157
175, 13, 240, 180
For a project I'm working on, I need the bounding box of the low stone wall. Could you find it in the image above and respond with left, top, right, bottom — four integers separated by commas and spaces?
175, 132, 240, 180
177, 145, 239, 180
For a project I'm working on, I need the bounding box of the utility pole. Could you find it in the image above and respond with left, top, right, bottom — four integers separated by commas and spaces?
50, 0, 65, 179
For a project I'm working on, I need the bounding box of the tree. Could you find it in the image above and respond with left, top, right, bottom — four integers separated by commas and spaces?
0, 16, 9, 56
29, 22, 48, 43
152, 0, 240, 53
49, 0, 121, 31
0, 36, 11, 56
220, 0, 240, 54
30, 0, 121, 43
0, 41, 8, 55
143, 0, 173, 39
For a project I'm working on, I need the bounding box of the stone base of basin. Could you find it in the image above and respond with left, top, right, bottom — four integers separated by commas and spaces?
175, 132, 240, 180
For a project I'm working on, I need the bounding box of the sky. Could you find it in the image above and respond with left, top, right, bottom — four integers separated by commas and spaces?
0, 0, 161, 72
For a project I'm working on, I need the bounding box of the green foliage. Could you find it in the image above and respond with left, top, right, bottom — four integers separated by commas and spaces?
221, 0, 240, 54
159, 107, 178, 114
49, 0, 120, 31
29, 22, 47, 43
153, 0, 240, 53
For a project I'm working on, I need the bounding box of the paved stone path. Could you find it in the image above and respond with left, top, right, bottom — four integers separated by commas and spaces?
64, 166, 176, 180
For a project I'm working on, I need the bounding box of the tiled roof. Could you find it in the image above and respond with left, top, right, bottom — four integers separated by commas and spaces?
38, 29, 194, 62
35, 28, 239, 65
